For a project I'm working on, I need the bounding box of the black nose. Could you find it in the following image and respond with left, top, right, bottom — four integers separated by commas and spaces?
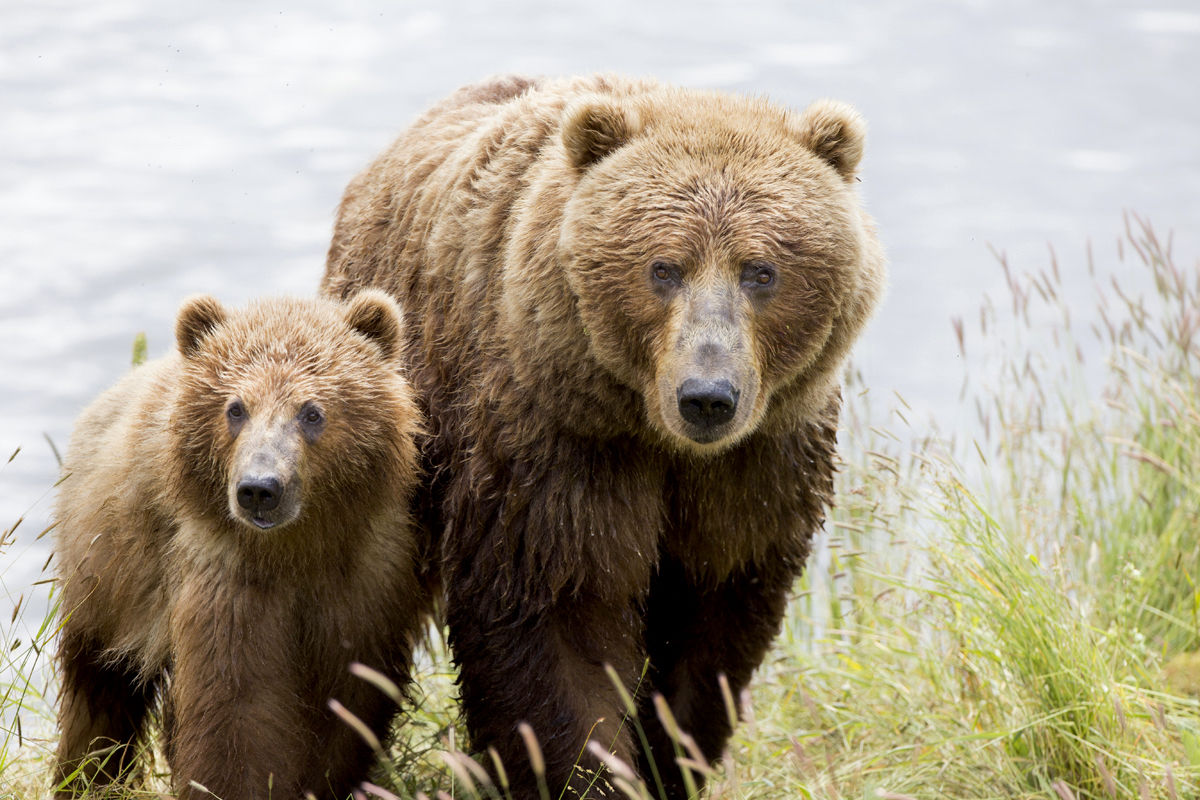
677, 378, 739, 429
237, 477, 282, 513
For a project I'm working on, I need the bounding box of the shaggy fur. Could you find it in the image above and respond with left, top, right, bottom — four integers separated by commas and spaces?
53, 292, 424, 799
322, 74, 887, 799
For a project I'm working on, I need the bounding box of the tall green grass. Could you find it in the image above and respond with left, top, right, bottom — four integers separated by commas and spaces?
3, 215, 1199, 799
2, 454, 64, 797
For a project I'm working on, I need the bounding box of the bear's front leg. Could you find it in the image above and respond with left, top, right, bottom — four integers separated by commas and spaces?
448, 587, 648, 800
442, 433, 666, 798
307, 628, 416, 797
639, 552, 800, 799
167, 568, 310, 800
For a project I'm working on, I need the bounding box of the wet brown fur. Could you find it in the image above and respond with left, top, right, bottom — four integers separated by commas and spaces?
322, 74, 886, 799
53, 292, 425, 799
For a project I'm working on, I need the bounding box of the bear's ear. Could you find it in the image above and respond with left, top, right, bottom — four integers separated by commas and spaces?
175, 295, 227, 359
344, 289, 404, 362
791, 99, 867, 181
562, 97, 642, 171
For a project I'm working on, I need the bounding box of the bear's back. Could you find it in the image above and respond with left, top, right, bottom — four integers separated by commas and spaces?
56, 356, 180, 677
323, 74, 665, 302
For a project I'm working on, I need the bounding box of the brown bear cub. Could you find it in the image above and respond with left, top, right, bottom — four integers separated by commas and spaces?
323, 74, 887, 799
53, 292, 424, 799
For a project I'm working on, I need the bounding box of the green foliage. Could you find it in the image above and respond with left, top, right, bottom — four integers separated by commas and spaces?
1, 463, 64, 796
130, 333, 148, 368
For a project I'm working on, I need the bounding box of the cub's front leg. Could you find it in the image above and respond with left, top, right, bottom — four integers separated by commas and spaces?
166, 565, 309, 800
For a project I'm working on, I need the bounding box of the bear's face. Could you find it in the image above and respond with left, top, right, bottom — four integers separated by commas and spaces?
218, 385, 326, 530
171, 291, 412, 532
559, 94, 883, 453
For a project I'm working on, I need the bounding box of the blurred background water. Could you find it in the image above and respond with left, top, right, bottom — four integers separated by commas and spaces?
2, 0, 1198, 625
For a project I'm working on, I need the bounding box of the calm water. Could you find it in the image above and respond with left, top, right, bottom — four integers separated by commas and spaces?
2, 0, 1199, 628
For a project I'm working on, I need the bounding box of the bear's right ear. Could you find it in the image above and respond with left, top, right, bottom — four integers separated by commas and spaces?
791, 99, 867, 181
344, 289, 404, 362
562, 97, 642, 171
176, 295, 227, 359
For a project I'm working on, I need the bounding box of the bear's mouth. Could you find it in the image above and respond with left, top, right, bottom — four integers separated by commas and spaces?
229, 506, 300, 531
680, 423, 732, 445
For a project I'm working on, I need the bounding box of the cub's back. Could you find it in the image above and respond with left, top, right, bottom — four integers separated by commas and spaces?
55, 356, 179, 675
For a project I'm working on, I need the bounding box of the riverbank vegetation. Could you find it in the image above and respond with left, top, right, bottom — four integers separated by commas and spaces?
4, 215, 1199, 798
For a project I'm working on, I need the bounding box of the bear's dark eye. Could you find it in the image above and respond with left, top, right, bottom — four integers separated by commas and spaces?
742, 262, 777, 290
651, 261, 679, 286
226, 400, 247, 436
298, 403, 326, 442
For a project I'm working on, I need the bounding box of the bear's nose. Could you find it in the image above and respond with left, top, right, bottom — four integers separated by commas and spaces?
677, 378, 739, 429
236, 477, 282, 513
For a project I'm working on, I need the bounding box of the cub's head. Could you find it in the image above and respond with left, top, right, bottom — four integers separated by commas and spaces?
558, 89, 886, 452
172, 290, 418, 532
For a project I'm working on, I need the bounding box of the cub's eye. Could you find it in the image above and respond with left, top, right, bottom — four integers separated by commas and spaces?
299, 405, 325, 426
227, 401, 245, 420
298, 403, 326, 441
651, 261, 676, 284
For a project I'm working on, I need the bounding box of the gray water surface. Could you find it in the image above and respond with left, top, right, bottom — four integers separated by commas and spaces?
2, 0, 1198, 623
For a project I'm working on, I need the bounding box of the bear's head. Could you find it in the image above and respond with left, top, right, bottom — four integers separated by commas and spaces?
171, 291, 417, 533
557, 89, 886, 452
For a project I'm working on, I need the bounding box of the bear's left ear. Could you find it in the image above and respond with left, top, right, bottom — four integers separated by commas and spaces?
562, 97, 643, 171
344, 289, 404, 362
791, 99, 867, 181
176, 295, 227, 359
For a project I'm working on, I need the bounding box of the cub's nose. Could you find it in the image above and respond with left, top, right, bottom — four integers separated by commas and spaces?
236, 477, 282, 513
677, 378, 739, 429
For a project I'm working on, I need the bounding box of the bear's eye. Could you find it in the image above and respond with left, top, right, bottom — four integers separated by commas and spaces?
651, 261, 677, 284
299, 404, 325, 427
742, 262, 777, 289
226, 400, 247, 436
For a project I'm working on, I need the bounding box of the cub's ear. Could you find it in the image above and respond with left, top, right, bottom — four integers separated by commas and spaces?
344, 289, 404, 362
176, 295, 226, 359
562, 97, 642, 170
792, 99, 867, 181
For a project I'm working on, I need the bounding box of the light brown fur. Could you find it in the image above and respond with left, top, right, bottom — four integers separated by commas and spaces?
323, 74, 885, 799
53, 292, 425, 799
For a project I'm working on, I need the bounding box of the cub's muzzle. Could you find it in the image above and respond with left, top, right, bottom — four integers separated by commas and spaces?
236, 476, 282, 516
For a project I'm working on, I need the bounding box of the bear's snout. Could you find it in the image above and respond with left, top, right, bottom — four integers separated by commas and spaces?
232, 468, 300, 530
236, 476, 282, 515
227, 417, 306, 531
660, 307, 760, 448
677, 378, 739, 429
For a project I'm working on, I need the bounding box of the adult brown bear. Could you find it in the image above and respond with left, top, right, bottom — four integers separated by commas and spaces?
54, 293, 425, 799
323, 74, 886, 798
